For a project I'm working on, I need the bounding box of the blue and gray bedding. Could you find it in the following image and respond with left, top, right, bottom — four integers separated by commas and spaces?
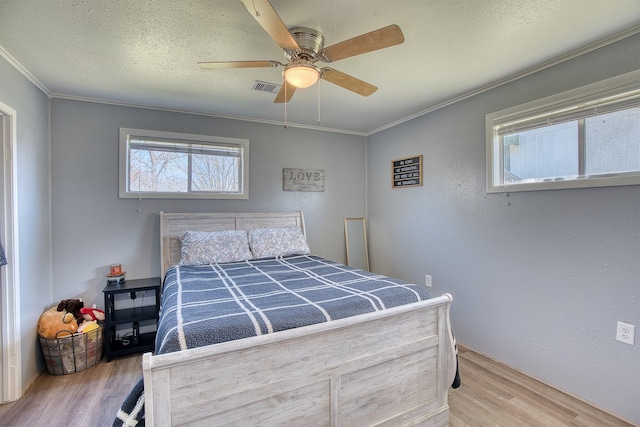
156, 255, 431, 354
114, 255, 455, 426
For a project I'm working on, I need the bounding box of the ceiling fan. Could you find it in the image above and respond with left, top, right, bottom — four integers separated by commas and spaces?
197, 0, 405, 103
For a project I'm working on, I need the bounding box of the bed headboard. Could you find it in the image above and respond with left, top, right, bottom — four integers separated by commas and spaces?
160, 211, 306, 277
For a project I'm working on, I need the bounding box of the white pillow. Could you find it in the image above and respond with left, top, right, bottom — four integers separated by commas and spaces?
178, 230, 252, 265
248, 227, 310, 259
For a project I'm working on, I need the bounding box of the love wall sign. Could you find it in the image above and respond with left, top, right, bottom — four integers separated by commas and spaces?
283, 168, 325, 192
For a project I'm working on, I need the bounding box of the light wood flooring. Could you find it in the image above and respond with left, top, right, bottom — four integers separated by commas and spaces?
0, 346, 635, 427
449, 346, 636, 427
0, 353, 142, 427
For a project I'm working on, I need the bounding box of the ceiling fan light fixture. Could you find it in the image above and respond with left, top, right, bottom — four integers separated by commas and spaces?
283, 62, 320, 89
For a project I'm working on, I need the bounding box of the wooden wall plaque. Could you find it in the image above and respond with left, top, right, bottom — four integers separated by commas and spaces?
283, 168, 325, 192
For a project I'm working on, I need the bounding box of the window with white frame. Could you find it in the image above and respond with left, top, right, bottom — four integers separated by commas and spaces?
119, 128, 249, 199
486, 71, 640, 193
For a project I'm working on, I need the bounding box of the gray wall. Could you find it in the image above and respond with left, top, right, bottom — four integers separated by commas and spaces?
0, 56, 52, 390
50, 99, 367, 308
367, 34, 640, 423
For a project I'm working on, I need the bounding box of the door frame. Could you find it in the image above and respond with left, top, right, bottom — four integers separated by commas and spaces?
0, 100, 21, 403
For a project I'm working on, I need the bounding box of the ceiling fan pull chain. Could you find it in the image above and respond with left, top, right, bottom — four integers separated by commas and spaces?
317, 81, 321, 125
284, 82, 288, 129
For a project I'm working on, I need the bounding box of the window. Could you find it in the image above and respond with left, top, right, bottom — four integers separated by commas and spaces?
119, 128, 249, 199
486, 71, 640, 193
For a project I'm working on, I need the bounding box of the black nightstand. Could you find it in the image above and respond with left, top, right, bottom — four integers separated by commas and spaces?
103, 277, 161, 362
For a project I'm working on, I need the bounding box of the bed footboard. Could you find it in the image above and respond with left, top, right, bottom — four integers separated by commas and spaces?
143, 293, 455, 426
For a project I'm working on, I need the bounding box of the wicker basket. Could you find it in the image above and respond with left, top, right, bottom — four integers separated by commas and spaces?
38, 324, 103, 375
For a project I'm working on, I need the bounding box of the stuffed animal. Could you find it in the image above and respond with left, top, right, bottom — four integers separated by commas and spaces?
80, 306, 105, 322
76, 320, 100, 334
37, 306, 78, 339
57, 298, 84, 323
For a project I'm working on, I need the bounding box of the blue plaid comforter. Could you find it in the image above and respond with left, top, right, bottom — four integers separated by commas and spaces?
114, 255, 432, 426
157, 255, 431, 354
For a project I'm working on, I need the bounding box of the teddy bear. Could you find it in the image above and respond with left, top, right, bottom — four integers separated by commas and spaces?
56, 298, 84, 324
37, 306, 79, 339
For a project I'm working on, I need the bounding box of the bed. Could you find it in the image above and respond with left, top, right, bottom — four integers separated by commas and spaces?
116, 211, 459, 426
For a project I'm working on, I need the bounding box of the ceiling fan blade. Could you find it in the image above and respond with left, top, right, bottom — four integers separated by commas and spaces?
197, 60, 283, 69
239, 0, 299, 51
321, 68, 377, 97
274, 80, 297, 103
320, 24, 404, 62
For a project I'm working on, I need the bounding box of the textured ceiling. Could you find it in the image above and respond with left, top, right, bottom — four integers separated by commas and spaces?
0, 0, 639, 134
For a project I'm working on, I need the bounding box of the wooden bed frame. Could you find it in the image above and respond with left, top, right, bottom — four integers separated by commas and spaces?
143, 211, 457, 426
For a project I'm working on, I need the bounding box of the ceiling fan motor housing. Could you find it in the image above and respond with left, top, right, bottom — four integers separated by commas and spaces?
285, 27, 324, 62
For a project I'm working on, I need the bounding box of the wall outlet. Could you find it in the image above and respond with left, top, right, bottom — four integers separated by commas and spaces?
425, 275, 432, 287
616, 321, 635, 345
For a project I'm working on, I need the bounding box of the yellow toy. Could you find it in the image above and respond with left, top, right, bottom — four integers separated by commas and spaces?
37, 306, 78, 339
76, 320, 99, 334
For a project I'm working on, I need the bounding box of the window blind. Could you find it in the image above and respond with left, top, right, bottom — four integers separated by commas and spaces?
495, 88, 640, 136
128, 137, 241, 157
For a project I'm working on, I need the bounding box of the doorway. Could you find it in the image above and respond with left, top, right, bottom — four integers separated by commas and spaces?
0, 101, 21, 403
